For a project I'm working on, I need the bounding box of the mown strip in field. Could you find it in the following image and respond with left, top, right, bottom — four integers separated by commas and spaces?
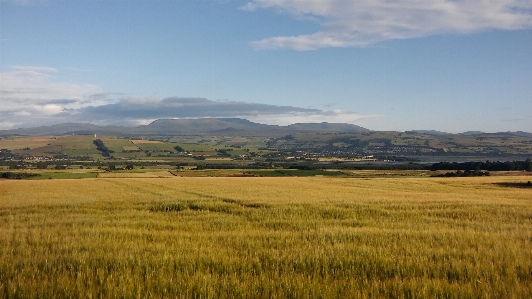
1, 176, 531, 298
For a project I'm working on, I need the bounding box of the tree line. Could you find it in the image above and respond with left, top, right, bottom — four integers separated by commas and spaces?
430, 159, 532, 172
1, 172, 39, 179
93, 139, 114, 158
431, 169, 491, 177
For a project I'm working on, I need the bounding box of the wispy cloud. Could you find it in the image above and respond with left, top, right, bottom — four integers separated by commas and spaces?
63, 67, 94, 73
242, 0, 532, 50
0, 66, 98, 102
7, 0, 48, 6
247, 110, 379, 126
12, 66, 58, 73
0, 66, 100, 128
500, 118, 523, 122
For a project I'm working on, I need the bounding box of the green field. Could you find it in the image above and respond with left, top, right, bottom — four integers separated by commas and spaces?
1, 175, 531, 298
30, 172, 99, 179
134, 142, 177, 153
3, 133, 532, 164
247, 169, 348, 177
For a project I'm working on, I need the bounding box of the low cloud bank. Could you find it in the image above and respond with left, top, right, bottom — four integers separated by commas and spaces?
0, 67, 375, 129
59, 97, 376, 128
68, 97, 320, 120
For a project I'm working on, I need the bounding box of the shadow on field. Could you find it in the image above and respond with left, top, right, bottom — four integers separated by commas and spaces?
494, 181, 532, 189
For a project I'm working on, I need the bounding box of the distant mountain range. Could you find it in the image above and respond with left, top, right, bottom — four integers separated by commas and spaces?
410, 130, 532, 137
0, 118, 371, 137
1, 118, 530, 137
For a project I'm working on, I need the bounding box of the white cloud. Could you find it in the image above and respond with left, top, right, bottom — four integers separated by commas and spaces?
12, 66, 58, 73
63, 67, 94, 72
0, 121, 18, 130
243, 0, 532, 50
247, 110, 379, 126
0, 66, 101, 128
7, 0, 48, 6
40, 104, 64, 115
0, 67, 98, 103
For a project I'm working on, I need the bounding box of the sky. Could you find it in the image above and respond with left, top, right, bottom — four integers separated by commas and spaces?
1, 0, 531, 133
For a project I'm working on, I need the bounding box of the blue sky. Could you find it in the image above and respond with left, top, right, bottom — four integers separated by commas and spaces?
1, 0, 531, 133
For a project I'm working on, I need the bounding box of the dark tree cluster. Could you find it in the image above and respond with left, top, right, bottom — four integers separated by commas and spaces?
5, 160, 26, 169
173, 145, 185, 152
194, 163, 269, 170
432, 169, 490, 177
430, 159, 532, 172
1, 172, 39, 179
93, 139, 114, 157
36, 161, 48, 169
216, 149, 232, 157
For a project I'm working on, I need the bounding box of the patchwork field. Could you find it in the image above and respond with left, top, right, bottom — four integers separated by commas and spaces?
1, 176, 531, 298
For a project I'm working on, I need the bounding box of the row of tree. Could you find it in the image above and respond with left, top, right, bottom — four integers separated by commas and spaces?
430, 159, 532, 172
1, 172, 39, 179
432, 169, 491, 177
93, 139, 114, 157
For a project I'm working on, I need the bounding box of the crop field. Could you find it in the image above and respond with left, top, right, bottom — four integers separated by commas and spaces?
30, 171, 99, 180
0, 136, 59, 150
97, 137, 136, 153
247, 169, 348, 177
11, 145, 63, 157
1, 176, 531, 298
134, 143, 177, 153
97, 171, 176, 178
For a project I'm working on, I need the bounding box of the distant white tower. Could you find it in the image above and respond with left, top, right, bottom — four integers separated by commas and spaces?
95, 134, 97, 138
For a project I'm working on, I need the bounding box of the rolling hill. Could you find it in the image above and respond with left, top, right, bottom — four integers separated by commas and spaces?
0, 118, 370, 137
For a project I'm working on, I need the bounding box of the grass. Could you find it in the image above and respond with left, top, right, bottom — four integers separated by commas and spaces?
0, 136, 58, 150
1, 170, 100, 180
135, 143, 177, 153
248, 169, 348, 177
1, 176, 531, 298
97, 171, 175, 178
31, 172, 99, 179
170, 142, 218, 155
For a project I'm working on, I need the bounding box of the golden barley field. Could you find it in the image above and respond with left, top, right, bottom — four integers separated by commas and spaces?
1, 176, 531, 298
